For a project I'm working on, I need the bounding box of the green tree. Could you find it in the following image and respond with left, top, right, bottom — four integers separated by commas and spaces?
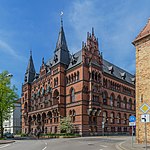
60, 117, 74, 134
0, 71, 18, 138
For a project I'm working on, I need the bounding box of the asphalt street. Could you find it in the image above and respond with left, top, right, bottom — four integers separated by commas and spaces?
0, 136, 128, 150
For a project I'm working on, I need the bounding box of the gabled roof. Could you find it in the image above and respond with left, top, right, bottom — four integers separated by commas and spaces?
133, 18, 150, 43
103, 59, 135, 85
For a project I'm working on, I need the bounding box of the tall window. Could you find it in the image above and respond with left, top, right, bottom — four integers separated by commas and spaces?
103, 91, 108, 105
123, 97, 127, 109
117, 113, 121, 124
110, 93, 115, 106
103, 111, 108, 123
129, 99, 132, 110
110, 112, 115, 124
117, 96, 121, 108
70, 88, 75, 102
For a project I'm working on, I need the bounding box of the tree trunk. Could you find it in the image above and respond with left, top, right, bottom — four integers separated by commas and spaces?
0, 112, 3, 138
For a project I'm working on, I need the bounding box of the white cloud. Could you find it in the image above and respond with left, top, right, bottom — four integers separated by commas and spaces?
0, 39, 27, 62
67, 0, 149, 74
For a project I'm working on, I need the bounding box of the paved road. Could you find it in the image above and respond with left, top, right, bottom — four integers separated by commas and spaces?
0, 136, 128, 150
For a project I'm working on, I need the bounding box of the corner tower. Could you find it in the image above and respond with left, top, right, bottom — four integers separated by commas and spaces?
133, 18, 150, 143
22, 51, 36, 133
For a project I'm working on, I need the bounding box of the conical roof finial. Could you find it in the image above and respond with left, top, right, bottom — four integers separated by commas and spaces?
60, 11, 63, 27
30, 49, 32, 56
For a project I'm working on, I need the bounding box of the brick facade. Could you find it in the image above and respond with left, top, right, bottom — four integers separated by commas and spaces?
21, 22, 135, 136
133, 19, 150, 143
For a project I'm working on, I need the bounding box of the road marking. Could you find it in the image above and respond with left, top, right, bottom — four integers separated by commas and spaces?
45, 142, 47, 145
99, 145, 107, 148
42, 146, 47, 150
99, 149, 103, 150
0, 144, 10, 149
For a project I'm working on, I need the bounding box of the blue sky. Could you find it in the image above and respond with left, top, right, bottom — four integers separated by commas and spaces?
0, 0, 150, 96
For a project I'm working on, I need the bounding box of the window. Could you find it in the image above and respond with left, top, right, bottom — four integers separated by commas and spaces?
103, 91, 108, 105
103, 111, 108, 123
129, 99, 132, 110
117, 96, 121, 108
70, 88, 75, 102
117, 113, 121, 124
110, 112, 115, 124
110, 94, 115, 106
123, 97, 127, 109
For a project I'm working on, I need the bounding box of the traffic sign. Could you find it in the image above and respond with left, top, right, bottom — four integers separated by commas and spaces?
129, 122, 136, 126
141, 114, 150, 123
129, 116, 136, 122
140, 103, 150, 113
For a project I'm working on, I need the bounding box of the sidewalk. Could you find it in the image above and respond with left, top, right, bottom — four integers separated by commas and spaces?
118, 137, 150, 150
0, 140, 15, 144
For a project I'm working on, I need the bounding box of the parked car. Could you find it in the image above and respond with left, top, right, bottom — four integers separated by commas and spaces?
4, 132, 14, 138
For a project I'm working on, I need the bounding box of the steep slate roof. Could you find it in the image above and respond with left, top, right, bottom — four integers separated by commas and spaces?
103, 59, 135, 85
67, 50, 82, 69
55, 25, 69, 53
133, 18, 150, 43
24, 51, 36, 83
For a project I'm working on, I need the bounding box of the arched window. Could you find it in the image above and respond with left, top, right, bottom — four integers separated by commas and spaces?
74, 72, 77, 81
103, 91, 108, 105
72, 110, 76, 122
123, 97, 127, 109
70, 88, 75, 102
103, 111, 108, 123
24, 102, 28, 112
110, 112, 115, 124
47, 111, 52, 123
117, 95, 121, 108
124, 113, 127, 124
110, 93, 115, 106
95, 72, 97, 81
77, 71, 79, 80
92, 71, 95, 80
117, 113, 121, 124
53, 89, 59, 105
134, 100, 136, 110
71, 74, 74, 82
129, 99, 132, 110
69, 75, 71, 84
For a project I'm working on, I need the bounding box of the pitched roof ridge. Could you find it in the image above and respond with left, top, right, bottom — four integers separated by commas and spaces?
133, 18, 150, 43
103, 59, 134, 77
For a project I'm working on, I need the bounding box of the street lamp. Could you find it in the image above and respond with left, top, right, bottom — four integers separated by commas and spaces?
6, 74, 13, 78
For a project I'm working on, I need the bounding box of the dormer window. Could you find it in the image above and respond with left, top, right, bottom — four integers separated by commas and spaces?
120, 72, 126, 80
131, 77, 135, 84
108, 66, 114, 74
54, 54, 58, 63
71, 55, 78, 65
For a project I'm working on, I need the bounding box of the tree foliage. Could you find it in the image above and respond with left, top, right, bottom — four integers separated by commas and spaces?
59, 117, 74, 134
0, 71, 18, 138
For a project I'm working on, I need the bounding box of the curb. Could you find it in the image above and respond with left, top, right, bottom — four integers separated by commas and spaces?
0, 141, 15, 144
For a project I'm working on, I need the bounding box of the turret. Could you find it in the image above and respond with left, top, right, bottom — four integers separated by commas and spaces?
24, 51, 36, 83
53, 16, 70, 66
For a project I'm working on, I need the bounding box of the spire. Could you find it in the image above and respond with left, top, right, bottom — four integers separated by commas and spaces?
24, 50, 36, 83
92, 27, 94, 35
55, 11, 68, 53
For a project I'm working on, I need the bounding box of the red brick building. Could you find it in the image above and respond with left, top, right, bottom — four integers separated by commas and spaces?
21, 21, 135, 136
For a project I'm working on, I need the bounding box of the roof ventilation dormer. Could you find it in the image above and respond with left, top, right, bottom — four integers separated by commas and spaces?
120, 72, 126, 80
108, 66, 114, 74
71, 54, 78, 65
131, 77, 135, 84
